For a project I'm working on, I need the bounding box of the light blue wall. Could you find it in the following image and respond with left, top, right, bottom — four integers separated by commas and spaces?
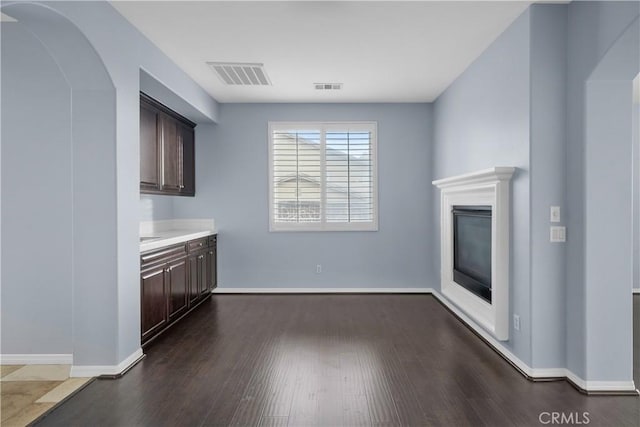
1, 1, 218, 366
582, 16, 639, 383
528, 5, 567, 370
432, 10, 532, 364
140, 69, 215, 125
173, 103, 434, 289
565, 1, 640, 381
1, 24, 73, 354
140, 195, 175, 222
634, 102, 639, 292
45, 0, 219, 365
433, 2, 638, 383
2, 3, 120, 364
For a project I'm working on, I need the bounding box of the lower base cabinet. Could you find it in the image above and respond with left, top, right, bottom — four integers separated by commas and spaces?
187, 255, 201, 307
141, 234, 217, 345
189, 249, 207, 300
207, 244, 217, 292
141, 265, 168, 342
167, 258, 188, 321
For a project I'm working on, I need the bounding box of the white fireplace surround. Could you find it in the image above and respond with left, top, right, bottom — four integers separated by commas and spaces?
433, 167, 515, 341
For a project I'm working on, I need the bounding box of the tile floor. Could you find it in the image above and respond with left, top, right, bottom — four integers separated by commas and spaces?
0, 365, 92, 426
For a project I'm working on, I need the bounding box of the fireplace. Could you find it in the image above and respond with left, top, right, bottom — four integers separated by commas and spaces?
452, 206, 492, 303
433, 167, 514, 341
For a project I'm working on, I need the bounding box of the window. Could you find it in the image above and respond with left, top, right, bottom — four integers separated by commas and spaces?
269, 121, 378, 231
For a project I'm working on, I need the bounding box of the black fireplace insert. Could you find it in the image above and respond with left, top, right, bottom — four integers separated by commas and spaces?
452, 206, 492, 303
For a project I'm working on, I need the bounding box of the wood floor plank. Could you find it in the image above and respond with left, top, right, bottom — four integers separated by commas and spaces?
34, 294, 640, 427
357, 344, 401, 426
257, 416, 288, 427
341, 393, 371, 426
202, 300, 281, 426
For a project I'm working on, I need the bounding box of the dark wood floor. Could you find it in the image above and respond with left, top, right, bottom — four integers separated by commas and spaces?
37, 295, 640, 427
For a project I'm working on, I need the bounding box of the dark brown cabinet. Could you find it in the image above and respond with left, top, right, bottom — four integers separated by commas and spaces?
180, 124, 195, 195
207, 236, 217, 293
159, 112, 181, 192
140, 265, 167, 342
187, 255, 200, 307
140, 93, 195, 196
167, 258, 188, 321
140, 234, 217, 346
140, 102, 160, 191
187, 236, 212, 302
188, 249, 207, 305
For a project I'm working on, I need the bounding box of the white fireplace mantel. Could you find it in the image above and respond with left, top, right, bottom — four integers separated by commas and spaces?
433, 167, 515, 341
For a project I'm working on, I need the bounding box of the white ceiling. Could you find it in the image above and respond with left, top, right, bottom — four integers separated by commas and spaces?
111, 1, 534, 103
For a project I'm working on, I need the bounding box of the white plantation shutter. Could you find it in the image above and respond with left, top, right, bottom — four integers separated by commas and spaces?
271, 128, 321, 223
269, 122, 378, 231
325, 127, 374, 223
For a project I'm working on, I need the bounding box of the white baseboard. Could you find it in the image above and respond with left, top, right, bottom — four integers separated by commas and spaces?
212, 287, 434, 294
0, 354, 73, 365
633, 288, 640, 294
431, 290, 637, 394
70, 348, 143, 378
564, 370, 637, 393
430, 290, 537, 376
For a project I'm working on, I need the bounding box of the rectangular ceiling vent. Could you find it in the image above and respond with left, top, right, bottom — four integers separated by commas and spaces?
207, 62, 271, 86
315, 83, 343, 91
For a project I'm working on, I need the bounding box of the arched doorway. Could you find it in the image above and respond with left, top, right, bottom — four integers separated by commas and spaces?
583, 17, 639, 389
1, 3, 120, 367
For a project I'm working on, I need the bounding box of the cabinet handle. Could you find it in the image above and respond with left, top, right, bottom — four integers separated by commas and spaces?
198, 255, 204, 260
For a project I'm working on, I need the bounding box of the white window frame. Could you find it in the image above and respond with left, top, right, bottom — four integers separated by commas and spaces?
268, 121, 378, 232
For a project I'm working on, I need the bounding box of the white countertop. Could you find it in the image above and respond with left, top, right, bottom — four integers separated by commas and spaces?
140, 219, 217, 253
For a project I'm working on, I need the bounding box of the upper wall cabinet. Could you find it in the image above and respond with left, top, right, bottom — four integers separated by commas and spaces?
140, 93, 196, 196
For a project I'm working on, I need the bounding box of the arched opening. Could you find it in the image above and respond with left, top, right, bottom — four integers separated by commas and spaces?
633, 72, 640, 388
1, 3, 119, 367
583, 17, 639, 388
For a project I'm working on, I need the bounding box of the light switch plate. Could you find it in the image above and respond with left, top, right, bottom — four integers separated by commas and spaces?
550, 206, 561, 223
550, 226, 566, 242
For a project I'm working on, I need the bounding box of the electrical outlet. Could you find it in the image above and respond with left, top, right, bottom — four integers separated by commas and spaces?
316, 264, 322, 274
550, 226, 566, 242
514, 314, 520, 331
550, 206, 561, 223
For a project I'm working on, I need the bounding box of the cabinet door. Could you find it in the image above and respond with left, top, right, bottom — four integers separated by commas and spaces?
197, 252, 208, 297
167, 258, 188, 321
160, 112, 181, 192
207, 245, 217, 292
140, 102, 160, 191
188, 255, 200, 306
141, 265, 167, 341
180, 124, 195, 196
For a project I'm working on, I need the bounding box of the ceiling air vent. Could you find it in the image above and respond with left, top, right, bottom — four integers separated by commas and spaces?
315, 83, 343, 91
207, 62, 271, 86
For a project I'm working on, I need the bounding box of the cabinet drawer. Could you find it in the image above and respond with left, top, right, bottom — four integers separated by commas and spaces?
188, 238, 208, 252
141, 244, 186, 267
